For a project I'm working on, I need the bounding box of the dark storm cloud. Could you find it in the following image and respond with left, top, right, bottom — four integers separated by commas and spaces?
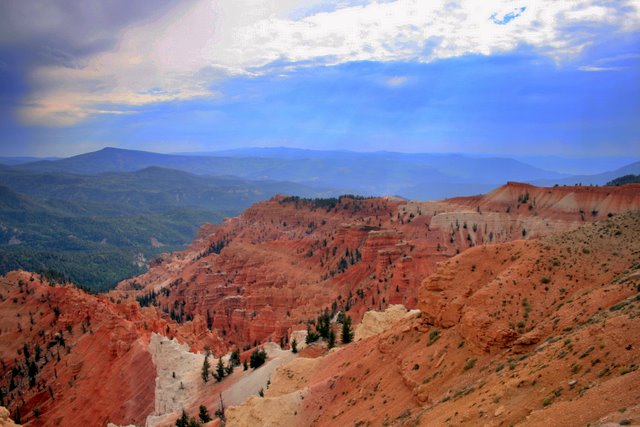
0, 0, 181, 69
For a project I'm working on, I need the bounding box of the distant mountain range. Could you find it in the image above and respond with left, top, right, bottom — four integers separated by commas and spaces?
5, 146, 570, 199
6, 146, 639, 199
533, 160, 640, 187
0, 156, 60, 165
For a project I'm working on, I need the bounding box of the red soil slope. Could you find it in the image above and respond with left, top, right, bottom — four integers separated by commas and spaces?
228, 211, 640, 427
0, 271, 223, 426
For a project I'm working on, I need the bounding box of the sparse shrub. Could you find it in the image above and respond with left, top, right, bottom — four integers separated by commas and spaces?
579, 346, 594, 359
427, 329, 440, 346
620, 365, 636, 375
610, 301, 628, 311
464, 358, 477, 371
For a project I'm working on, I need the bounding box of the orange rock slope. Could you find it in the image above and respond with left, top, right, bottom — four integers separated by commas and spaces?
227, 210, 640, 427
116, 183, 640, 353
0, 271, 224, 426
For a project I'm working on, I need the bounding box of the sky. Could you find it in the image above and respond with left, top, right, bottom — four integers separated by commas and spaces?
0, 0, 639, 159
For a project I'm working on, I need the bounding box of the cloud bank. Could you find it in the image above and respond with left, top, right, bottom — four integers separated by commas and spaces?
6, 0, 640, 126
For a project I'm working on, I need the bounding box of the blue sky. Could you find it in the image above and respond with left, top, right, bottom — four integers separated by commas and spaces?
0, 0, 639, 159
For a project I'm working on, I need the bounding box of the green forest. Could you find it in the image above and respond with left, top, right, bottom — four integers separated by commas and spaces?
0, 166, 327, 291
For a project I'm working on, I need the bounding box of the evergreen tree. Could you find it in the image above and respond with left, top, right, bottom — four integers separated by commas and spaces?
215, 357, 225, 382
175, 410, 189, 427
328, 328, 336, 349
316, 308, 331, 339
291, 339, 298, 353
225, 361, 234, 376
201, 354, 210, 383
198, 405, 211, 423
249, 348, 267, 369
23, 343, 30, 360
28, 360, 38, 388
341, 316, 353, 344
243, 359, 248, 371
305, 325, 319, 344
229, 348, 241, 367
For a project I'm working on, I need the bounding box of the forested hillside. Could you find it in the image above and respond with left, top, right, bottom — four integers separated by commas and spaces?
0, 167, 332, 291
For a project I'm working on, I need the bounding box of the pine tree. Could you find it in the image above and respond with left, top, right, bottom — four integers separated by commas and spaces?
249, 348, 267, 369
225, 361, 234, 376
198, 405, 211, 423
328, 328, 336, 349
291, 339, 298, 353
215, 357, 225, 381
201, 355, 210, 383
316, 309, 331, 339
341, 316, 353, 344
229, 348, 241, 366
28, 360, 39, 388
175, 410, 189, 427
306, 325, 319, 344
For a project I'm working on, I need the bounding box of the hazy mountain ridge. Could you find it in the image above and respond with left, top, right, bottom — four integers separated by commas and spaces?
533, 160, 640, 187
0, 156, 60, 166
12, 147, 578, 200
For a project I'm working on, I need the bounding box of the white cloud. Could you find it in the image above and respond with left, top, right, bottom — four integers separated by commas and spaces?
19, 0, 640, 126
578, 65, 625, 72
596, 53, 640, 63
385, 76, 409, 87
